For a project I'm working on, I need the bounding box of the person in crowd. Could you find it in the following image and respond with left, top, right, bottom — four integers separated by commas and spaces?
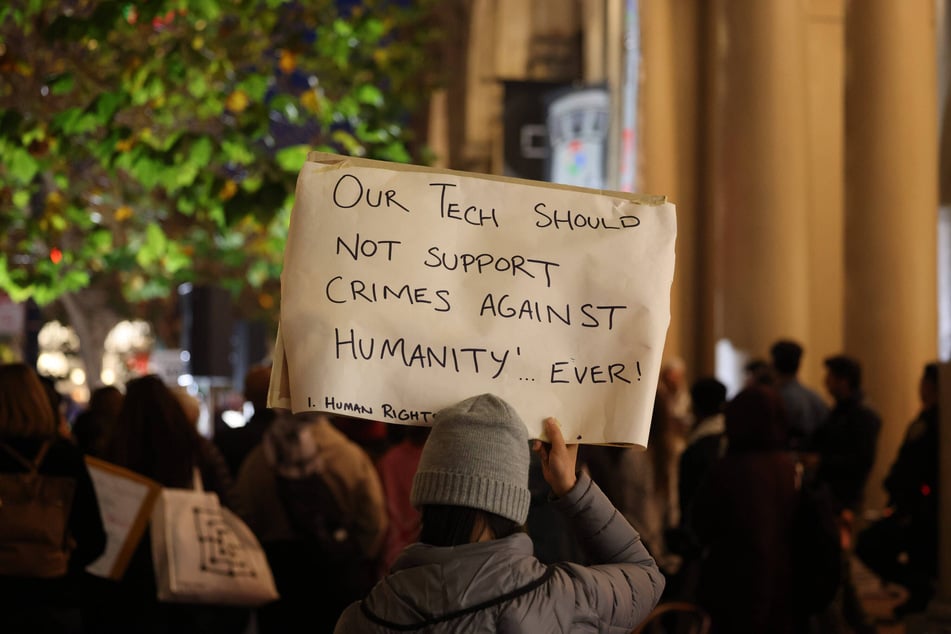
38, 373, 73, 440
374, 423, 430, 576
214, 364, 278, 477
71, 385, 123, 457
91, 374, 244, 634
0, 363, 107, 634
583, 390, 683, 577
334, 393, 665, 632
660, 356, 693, 435
670, 376, 728, 605
231, 411, 388, 633
744, 358, 775, 387
808, 354, 882, 634
678, 376, 728, 528
770, 339, 829, 452
689, 384, 798, 634
856, 361, 940, 620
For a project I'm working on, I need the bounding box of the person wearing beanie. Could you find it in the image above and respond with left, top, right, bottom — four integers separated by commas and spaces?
334, 393, 666, 633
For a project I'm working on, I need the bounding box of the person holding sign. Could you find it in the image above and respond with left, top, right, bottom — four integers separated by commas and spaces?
334, 393, 665, 633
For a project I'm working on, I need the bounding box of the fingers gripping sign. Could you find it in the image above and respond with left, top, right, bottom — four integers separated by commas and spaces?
532, 417, 578, 497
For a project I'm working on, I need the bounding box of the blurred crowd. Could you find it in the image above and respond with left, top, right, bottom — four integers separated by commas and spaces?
0, 337, 941, 634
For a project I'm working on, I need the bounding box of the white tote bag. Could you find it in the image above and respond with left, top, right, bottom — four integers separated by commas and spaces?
150, 469, 279, 606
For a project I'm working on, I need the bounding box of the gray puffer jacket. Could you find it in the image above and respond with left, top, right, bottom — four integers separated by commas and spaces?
334, 472, 665, 633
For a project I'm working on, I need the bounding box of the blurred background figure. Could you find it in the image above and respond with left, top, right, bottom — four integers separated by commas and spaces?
583, 390, 683, 579
660, 356, 693, 437
809, 354, 882, 634
856, 361, 940, 620
770, 339, 829, 452
374, 424, 430, 576
672, 376, 728, 604
0, 363, 106, 634
690, 384, 797, 634
743, 358, 775, 388
93, 374, 243, 634
70, 385, 123, 458
231, 412, 387, 633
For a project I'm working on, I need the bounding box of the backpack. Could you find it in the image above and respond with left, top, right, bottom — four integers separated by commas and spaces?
791, 478, 842, 618
0, 441, 77, 578
274, 471, 359, 562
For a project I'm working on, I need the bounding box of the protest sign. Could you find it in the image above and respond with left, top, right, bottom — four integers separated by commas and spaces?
85, 457, 161, 580
269, 152, 676, 447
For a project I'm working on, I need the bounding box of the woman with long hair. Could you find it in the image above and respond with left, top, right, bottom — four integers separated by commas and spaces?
0, 363, 106, 633
92, 374, 242, 634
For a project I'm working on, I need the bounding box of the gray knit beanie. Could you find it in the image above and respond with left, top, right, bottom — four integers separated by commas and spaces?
410, 393, 531, 524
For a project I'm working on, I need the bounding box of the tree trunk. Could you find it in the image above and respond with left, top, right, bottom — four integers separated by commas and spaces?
59, 288, 120, 390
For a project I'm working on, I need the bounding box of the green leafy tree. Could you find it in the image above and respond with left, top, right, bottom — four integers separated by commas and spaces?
0, 0, 439, 384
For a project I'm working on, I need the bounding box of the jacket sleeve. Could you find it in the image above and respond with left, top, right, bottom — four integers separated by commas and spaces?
552, 471, 665, 629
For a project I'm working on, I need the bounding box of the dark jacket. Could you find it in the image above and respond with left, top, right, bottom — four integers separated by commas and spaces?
884, 406, 938, 519
813, 394, 882, 511
84, 438, 245, 634
334, 472, 665, 633
0, 437, 107, 602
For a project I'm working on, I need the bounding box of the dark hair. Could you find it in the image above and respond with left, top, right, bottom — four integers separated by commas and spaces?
104, 374, 203, 488
745, 359, 775, 386
724, 384, 787, 453
243, 365, 272, 413
419, 505, 524, 547
824, 355, 862, 391
690, 377, 727, 419
0, 363, 57, 438
923, 362, 939, 386
770, 340, 804, 375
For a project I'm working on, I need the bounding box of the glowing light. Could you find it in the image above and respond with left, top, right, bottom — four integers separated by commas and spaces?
221, 410, 246, 429
69, 368, 86, 385
101, 369, 116, 385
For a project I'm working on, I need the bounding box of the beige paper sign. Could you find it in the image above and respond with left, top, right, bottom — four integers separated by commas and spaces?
269, 152, 676, 447
85, 456, 161, 580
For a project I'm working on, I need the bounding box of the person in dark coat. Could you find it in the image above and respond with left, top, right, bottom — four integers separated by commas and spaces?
808, 354, 882, 634
71, 385, 123, 458
671, 376, 727, 604
856, 361, 940, 619
690, 384, 798, 634
0, 363, 107, 634
89, 374, 246, 634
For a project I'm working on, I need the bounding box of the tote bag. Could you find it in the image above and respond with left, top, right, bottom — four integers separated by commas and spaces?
150, 469, 279, 606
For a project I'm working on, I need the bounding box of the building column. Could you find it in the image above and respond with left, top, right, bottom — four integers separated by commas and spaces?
640, 0, 702, 373
708, 0, 812, 367
844, 0, 939, 512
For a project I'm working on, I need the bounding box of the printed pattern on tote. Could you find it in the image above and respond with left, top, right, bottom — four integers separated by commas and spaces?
193, 506, 258, 578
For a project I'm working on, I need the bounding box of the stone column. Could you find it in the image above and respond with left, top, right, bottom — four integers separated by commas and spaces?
708, 0, 812, 360
844, 0, 939, 512
640, 0, 699, 371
